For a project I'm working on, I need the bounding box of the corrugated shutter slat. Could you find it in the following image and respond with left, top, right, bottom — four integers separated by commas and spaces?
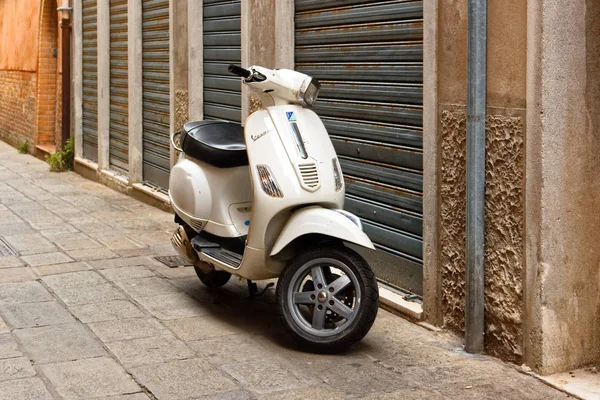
295, 0, 424, 291
82, 0, 98, 162
142, 0, 170, 190
203, 0, 241, 123
110, 0, 128, 174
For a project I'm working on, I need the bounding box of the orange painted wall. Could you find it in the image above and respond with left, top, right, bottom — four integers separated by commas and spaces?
0, 0, 43, 71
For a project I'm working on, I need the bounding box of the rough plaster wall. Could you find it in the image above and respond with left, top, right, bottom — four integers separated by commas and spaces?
174, 90, 188, 132
249, 94, 262, 114
441, 109, 525, 362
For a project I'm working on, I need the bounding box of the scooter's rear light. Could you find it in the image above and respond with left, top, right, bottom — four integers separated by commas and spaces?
256, 165, 283, 198
332, 158, 343, 192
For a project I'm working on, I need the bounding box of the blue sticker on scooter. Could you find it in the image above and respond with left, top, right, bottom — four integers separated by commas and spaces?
244, 220, 250, 226
286, 111, 296, 121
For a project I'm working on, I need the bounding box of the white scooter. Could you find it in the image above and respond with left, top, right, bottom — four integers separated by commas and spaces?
169, 65, 378, 352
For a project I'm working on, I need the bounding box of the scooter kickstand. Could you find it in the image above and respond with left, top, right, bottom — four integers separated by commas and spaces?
247, 280, 274, 299
247, 280, 258, 299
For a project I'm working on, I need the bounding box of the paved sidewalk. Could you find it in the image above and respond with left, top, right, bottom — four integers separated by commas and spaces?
0, 142, 570, 399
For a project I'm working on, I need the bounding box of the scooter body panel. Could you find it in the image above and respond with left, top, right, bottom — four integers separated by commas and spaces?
169, 154, 252, 237
270, 206, 375, 257
243, 106, 345, 252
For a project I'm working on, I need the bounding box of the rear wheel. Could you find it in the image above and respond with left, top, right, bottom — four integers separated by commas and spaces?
194, 267, 231, 288
276, 246, 379, 353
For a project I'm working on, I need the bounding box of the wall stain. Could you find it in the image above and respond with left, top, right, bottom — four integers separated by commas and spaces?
441, 108, 524, 362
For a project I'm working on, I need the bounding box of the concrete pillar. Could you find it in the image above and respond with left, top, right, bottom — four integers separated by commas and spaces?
422, 0, 443, 326
524, 0, 600, 375
241, 0, 276, 121
170, 0, 188, 167
128, 0, 143, 184
72, 0, 83, 158
96, 0, 110, 170
274, 0, 294, 69
187, 0, 203, 122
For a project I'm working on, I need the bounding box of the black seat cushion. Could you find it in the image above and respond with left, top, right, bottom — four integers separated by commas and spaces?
180, 121, 248, 168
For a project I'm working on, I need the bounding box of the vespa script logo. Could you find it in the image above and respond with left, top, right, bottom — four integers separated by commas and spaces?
251, 129, 272, 142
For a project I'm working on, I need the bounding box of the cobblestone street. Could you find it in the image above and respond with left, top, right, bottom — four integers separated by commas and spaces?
0, 142, 571, 399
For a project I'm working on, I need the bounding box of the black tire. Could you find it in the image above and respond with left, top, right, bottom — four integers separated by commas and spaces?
276, 246, 379, 353
194, 267, 231, 288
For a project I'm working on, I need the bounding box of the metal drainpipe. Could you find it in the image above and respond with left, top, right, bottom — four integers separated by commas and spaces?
465, 0, 487, 354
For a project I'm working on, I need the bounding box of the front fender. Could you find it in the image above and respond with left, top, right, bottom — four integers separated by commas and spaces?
270, 207, 375, 256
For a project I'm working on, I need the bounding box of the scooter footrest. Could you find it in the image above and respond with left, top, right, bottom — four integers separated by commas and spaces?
191, 236, 220, 251
201, 249, 242, 268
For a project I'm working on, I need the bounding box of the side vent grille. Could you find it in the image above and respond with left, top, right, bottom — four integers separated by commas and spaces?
298, 163, 320, 191
188, 218, 205, 232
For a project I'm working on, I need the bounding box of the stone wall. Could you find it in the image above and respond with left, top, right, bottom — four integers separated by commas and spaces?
0, 71, 37, 150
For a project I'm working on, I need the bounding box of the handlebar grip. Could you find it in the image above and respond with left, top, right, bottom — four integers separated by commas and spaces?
228, 64, 252, 79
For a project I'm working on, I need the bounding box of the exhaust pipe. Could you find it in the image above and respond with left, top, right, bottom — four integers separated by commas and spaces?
171, 226, 198, 263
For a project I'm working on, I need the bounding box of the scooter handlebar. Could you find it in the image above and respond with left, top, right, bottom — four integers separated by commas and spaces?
228, 64, 252, 79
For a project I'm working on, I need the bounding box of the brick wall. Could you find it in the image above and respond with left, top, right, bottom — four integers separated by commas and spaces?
36, 0, 59, 145
0, 71, 37, 149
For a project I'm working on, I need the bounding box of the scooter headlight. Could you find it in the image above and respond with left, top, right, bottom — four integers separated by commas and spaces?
298, 78, 321, 107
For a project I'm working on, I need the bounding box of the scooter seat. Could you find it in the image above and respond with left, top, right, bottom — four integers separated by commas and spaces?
181, 121, 248, 168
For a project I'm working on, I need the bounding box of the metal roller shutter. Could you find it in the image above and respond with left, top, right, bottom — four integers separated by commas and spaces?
142, 0, 170, 190
109, 0, 128, 174
203, 0, 241, 123
82, 0, 98, 162
295, 0, 424, 292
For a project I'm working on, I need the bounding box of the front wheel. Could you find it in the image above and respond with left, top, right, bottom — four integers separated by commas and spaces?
276, 246, 379, 353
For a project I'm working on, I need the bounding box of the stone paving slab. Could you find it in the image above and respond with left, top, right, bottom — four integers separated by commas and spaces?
65, 247, 119, 262
0, 256, 25, 269
0, 267, 37, 283
42, 270, 107, 289
135, 293, 214, 321
113, 277, 181, 299
31, 261, 93, 277
0, 357, 36, 382
0, 281, 53, 304
0, 142, 572, 400
87, 256, 162, 270
69, 300, 146, 323
21, 252, 74, 267
106, 334, 195, 367
0, 333, 22, 359
0, 377, 53, 400
130, 358, 239, 399
164, 315, 243, 341
50, 283, 126, 305
40, 357, 142, 399
220, 358, 315, 395
0, 316, 8, 334
99, 266, 156, 282
0, 301, 76, 328
88, 318, 170, 343
14, 323, 107, 364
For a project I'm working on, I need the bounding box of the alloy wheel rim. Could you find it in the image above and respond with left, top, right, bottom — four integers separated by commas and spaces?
286, 257, 362, 338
